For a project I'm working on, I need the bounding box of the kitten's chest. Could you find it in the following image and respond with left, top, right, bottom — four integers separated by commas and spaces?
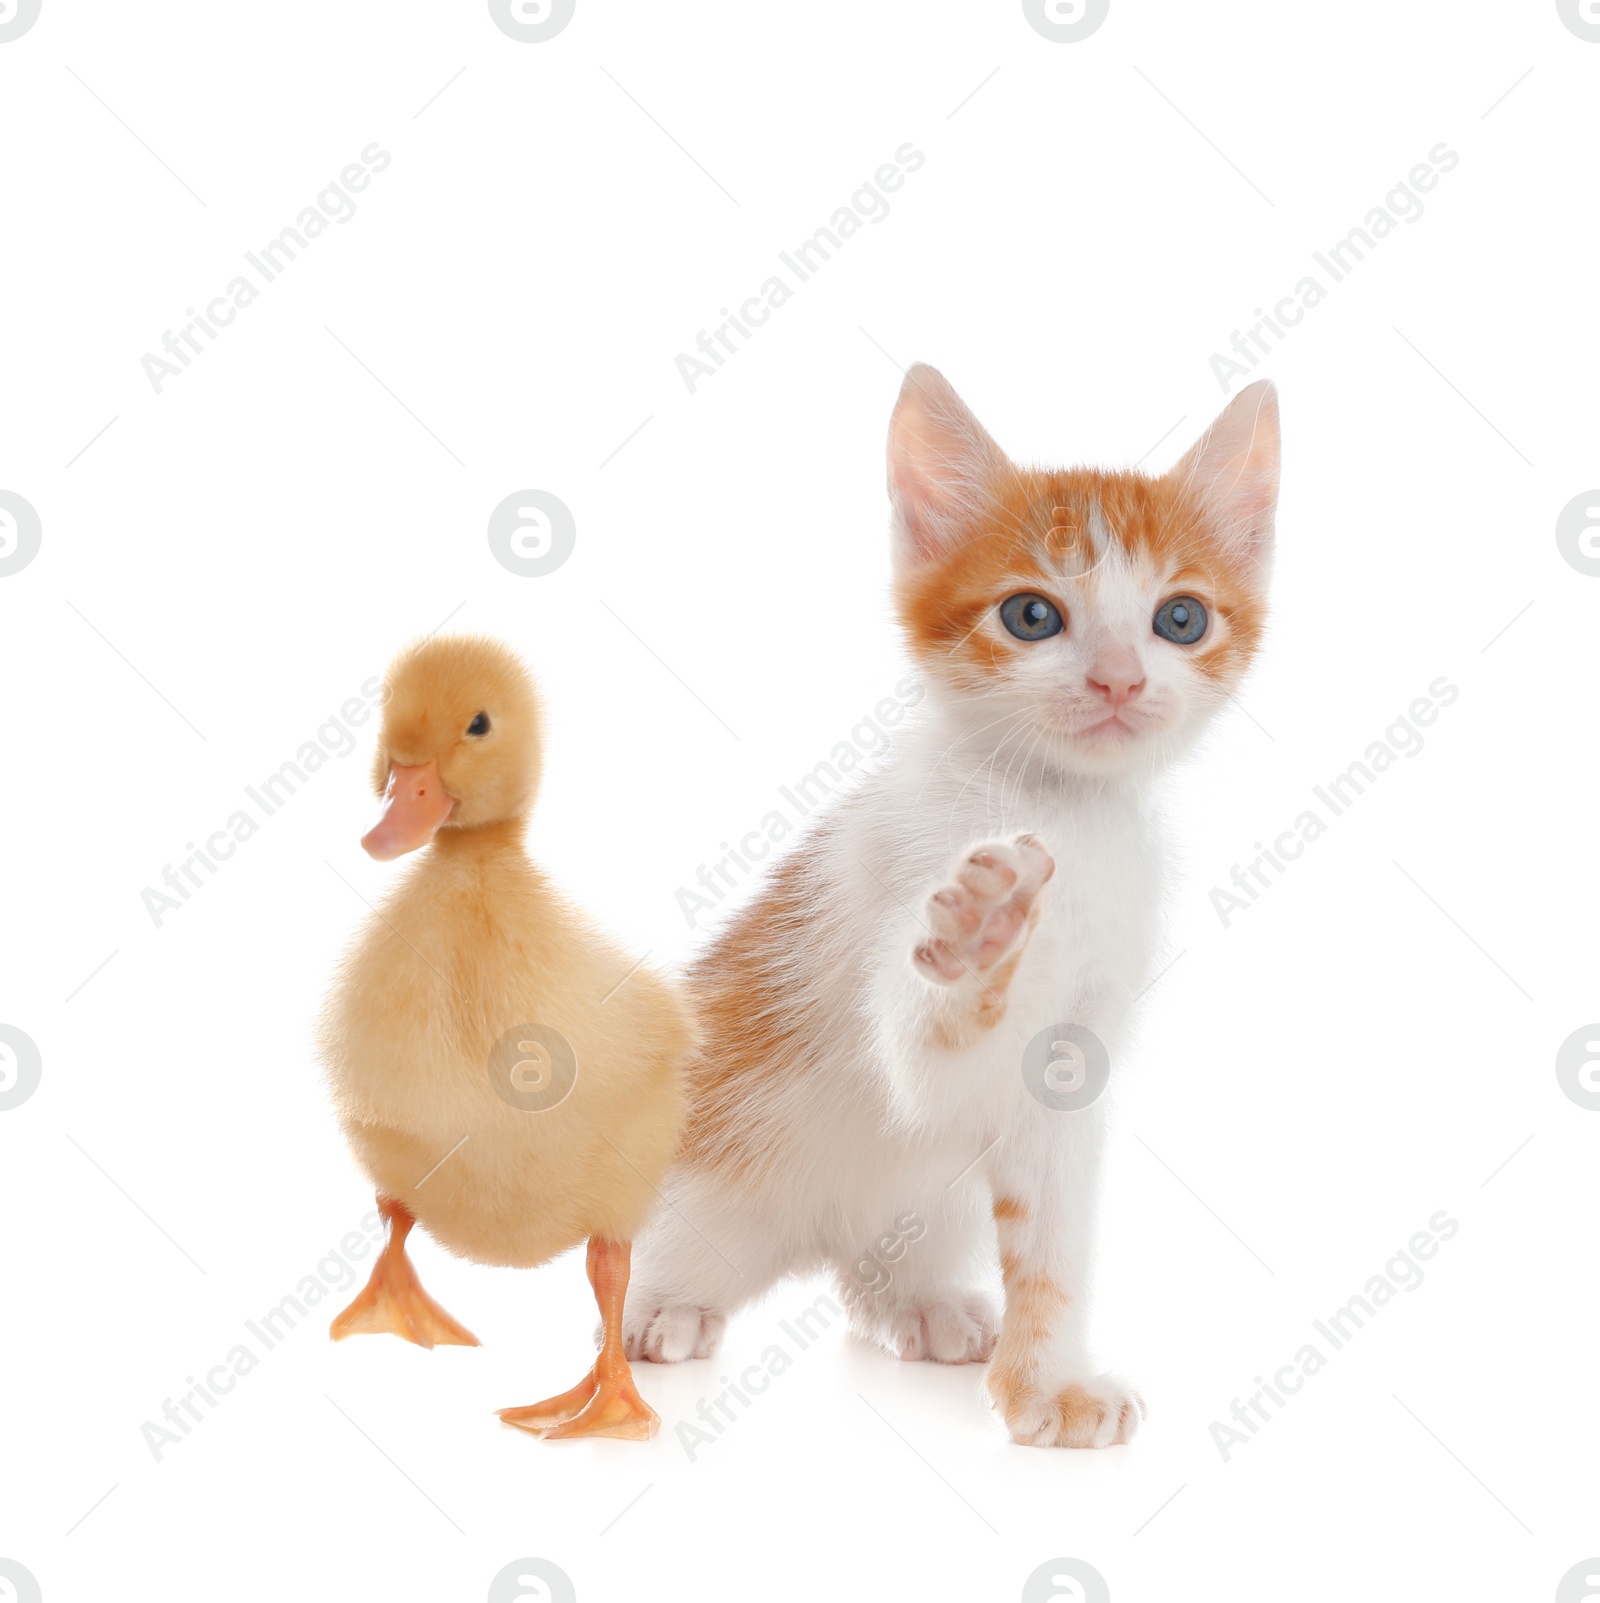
944, 777, 1161, 1015
1040, 808, 1157, 992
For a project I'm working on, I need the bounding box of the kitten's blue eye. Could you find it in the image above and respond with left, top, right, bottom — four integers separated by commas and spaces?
1153, 596, 1207, 645
467, 711, 490, 736
1000, 593, 1064, 641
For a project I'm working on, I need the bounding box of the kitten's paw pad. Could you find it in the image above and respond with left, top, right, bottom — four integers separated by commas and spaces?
622, 1305, 726, 1364
994, 1372, 1145, 1448
913, 834, 1055, 984
891, 1299, 998, 1364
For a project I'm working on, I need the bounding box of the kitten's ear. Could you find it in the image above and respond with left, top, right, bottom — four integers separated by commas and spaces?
887, 364, 1011, 566
1167, 380, 1280, 570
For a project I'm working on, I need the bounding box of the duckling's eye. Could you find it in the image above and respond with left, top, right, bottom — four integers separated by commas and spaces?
466, 712, 490, 737
1153, 596, 1207, 645
999, 593, 1064, 642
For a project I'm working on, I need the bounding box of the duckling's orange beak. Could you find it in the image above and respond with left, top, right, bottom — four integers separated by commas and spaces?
362, 761, 455, 860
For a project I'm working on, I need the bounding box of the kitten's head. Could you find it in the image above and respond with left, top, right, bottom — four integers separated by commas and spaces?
887, 365, 1279, 777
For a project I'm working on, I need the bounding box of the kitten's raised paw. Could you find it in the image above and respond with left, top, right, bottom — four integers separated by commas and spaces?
913, 833, 1055, 986
992, 1371, 1145, 1449
890, 1298, 998, 1364
622, 1305, 726, 1364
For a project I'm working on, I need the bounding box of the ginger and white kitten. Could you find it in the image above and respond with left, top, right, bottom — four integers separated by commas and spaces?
625, 366, 1279, 1447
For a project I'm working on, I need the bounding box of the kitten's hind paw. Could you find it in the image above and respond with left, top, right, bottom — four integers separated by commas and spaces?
622, 1305, 726, 1364
913, 833, 1054, 989
889, 1298, 998, 1364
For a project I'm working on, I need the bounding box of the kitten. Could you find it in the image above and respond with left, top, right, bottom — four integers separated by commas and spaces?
625, 366, 1279, 1447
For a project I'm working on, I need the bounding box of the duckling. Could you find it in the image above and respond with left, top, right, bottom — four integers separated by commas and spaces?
319, 634, 691, 1440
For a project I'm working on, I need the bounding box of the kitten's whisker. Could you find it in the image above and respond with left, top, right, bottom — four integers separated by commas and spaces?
978, 725, 1022, 836
905, 687, 1021, 806
918, 704, 1036, 817
942, 712, 1038, 844
996, 722, 1049, 828
987, 717, 1036, 827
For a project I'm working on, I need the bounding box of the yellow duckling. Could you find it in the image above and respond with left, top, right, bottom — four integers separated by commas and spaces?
319, 634, 690, 1439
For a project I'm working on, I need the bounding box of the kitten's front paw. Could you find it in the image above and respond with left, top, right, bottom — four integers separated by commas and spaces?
913, 834, 1055, 986
991, 1370, 1145, 1449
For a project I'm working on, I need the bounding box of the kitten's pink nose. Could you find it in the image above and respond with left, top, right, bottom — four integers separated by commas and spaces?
1087, 649, 1146, 710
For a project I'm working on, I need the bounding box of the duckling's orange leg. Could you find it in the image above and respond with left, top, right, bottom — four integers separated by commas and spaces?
330, 1195, 480, 1349
497, 1238, 659, 1441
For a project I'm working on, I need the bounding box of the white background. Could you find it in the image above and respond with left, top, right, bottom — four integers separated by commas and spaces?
1, 2, 1596, 1600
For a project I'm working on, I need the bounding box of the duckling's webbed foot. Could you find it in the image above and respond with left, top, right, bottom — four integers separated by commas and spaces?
498, 1238, 659, 1441
497, 1373, 598, 1433
330, 1195, 480, 1349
